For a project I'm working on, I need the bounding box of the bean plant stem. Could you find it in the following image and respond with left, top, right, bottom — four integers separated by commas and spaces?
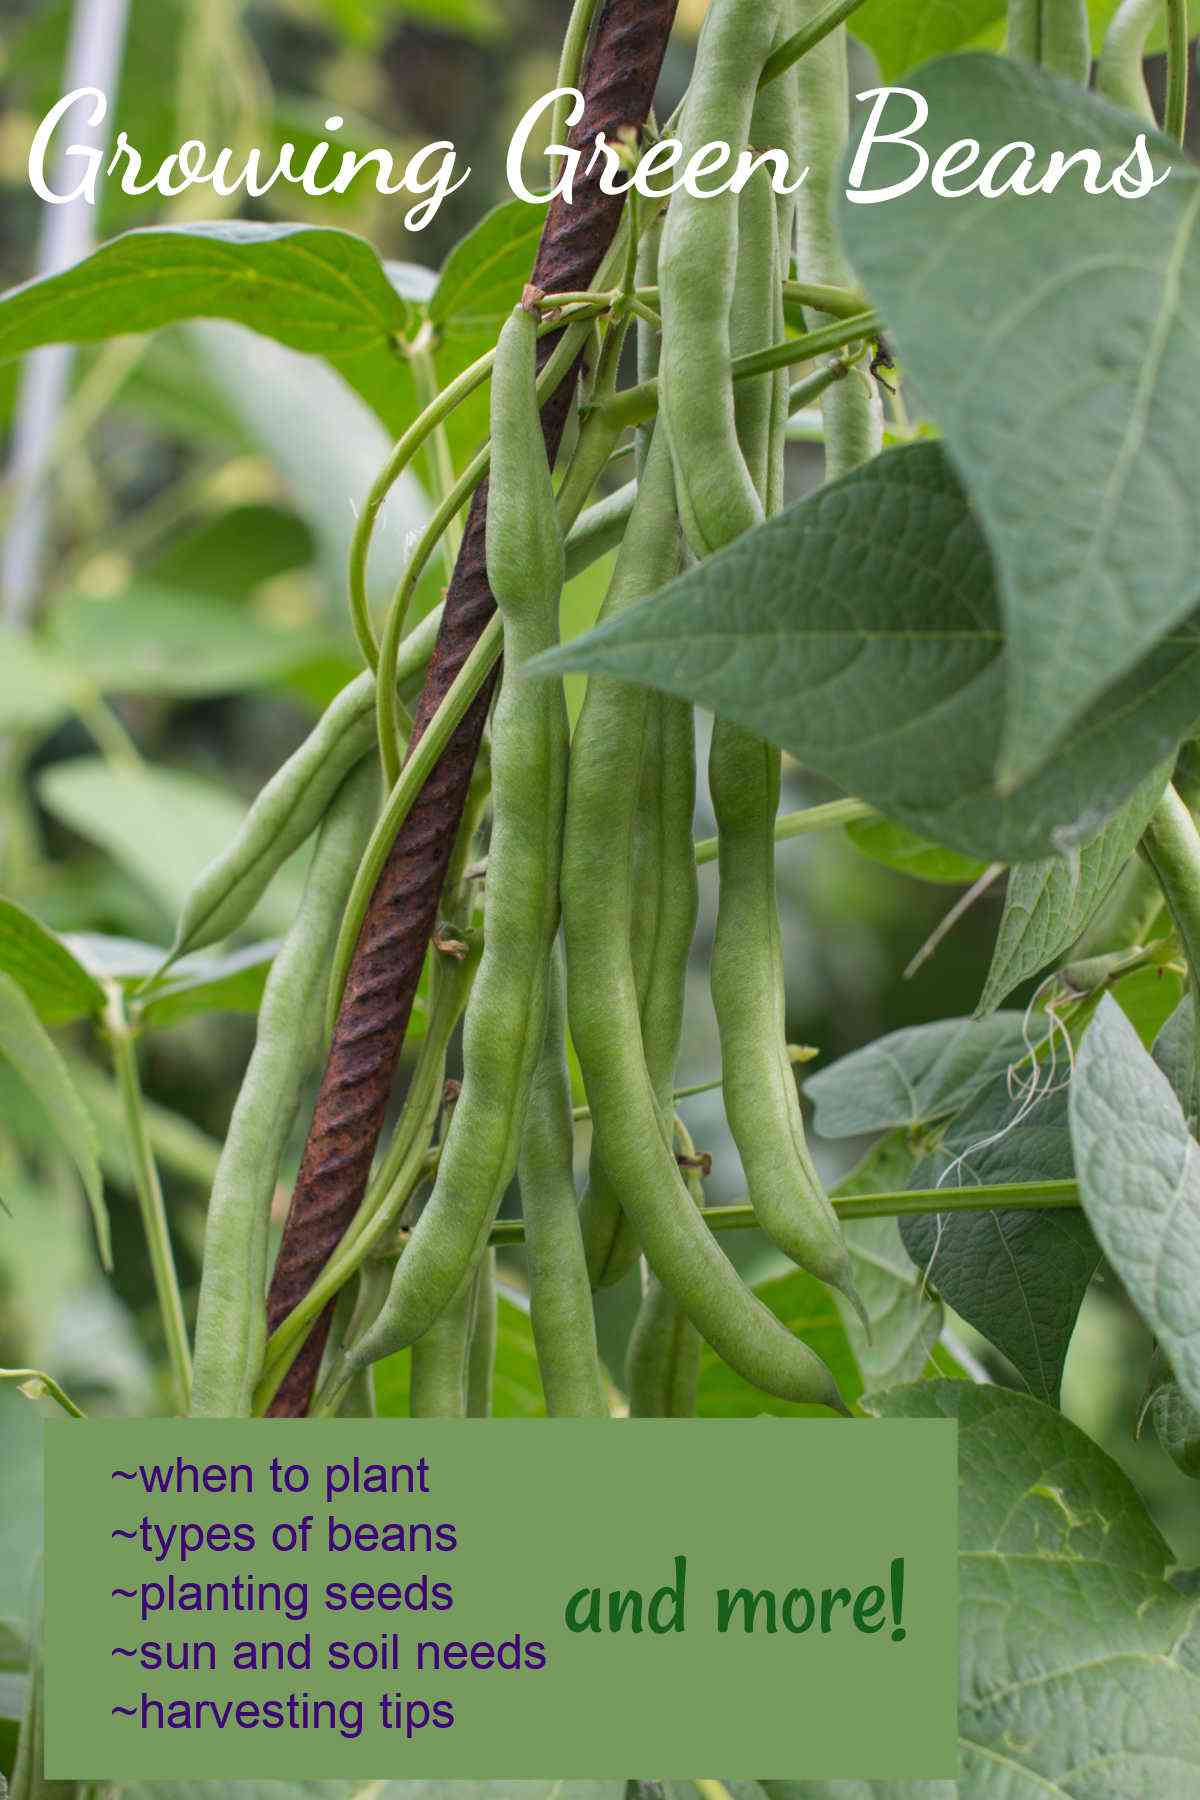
486, 1181, 1081, 1245
596, 312, 881, 430
1165, 0, 1189, 142
694, 796, 874, 864
407, 322, 463, 582
551, 0, 604, 178
103, 986, 192, 1411
759, 0, 872, 88
0, 1368, 84, 1419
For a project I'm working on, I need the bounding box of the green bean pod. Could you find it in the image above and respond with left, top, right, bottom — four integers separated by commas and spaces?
330, 301, 568, 1387
658, 0, 779, 553
562, 424, 845, 1413
190, 759, 378, 1418
521, 945, 610, 1416
166, 608, 441, 964
626, 1266, 702, 1417
1007, 0, 1092, 82
409, 1270, 476, 1417
1096, 0, 1159, 120
577, 218, 698, 1292
466, 1249, 497, 1417
792, 5, 882, 481
665, 13, 863, 1323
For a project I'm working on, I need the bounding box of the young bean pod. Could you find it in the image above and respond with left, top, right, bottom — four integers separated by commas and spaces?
657, 0, 779, 553
190, 760, 379, 1418
562, 424, 846, 1413
1007, 0, 1092, 83
668, 4, 865, 1323
792, 3, 882, 481
626, 1266, 702, 1417
466, 1250, 497, 1417
327, 300, 569, 1391
521, 945, 610, 1416
576, 221, 699, 1292
166, 606, 441, 965
408, 1271, 476, 1417
1096, 0, 1159, 120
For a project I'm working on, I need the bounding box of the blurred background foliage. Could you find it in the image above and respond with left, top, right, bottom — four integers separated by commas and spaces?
0, 0, 1195, 1651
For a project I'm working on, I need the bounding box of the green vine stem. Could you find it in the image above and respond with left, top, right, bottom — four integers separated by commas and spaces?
1140, 781, 1200, 1122
759, 0, 871, 88
1165, 0, 1190, 143
480, 1180, 1082, 1246
695, 796, 874, 864
0, 1367, 84, 1418
103, 983, 193, 1411
551, 0, 604, 180
406, 320, 463, 582
1097, 0, 1160, 120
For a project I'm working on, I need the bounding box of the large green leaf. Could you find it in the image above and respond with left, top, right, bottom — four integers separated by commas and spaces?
136, 943, 276, 1030
143, 503, 314, 599
902, 1073, 1100, 1403
37, 758, 306, 935
0, 223, 416, 436
1071, 994, 1200, 1413
534, 443, 1200, 864
0, 897, 105, 1024
0, 971, 109, 1267
838, 56, 1200, 788
864, 1382, 1200, 1793
977, 763, 1169, 1012
805, 1013, 1030, 1137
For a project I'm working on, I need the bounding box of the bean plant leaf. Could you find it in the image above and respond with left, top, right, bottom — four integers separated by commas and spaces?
1152, 1381, 1200, 1479
804, 1012, 1030, 1138
902, 1070, 1100, 1403
697, 1262, 863, 1418
848, 0, 1166, 77
374, 1291, 553, 1419
1154, 994, 1195, 1109
850, 0, 1005, 79
47, 587, 331, 699
863, 1381, 1200, 1793
0, 971, 109, 1268
833, 1133, 945, 1391
1071, 994, 1200, 1412
533, 443, 1200, 865
977, 763, 1169, 1012
0, 627, 77, 736
37, 758, 306, 936
136, 944, 277, 1031
838, 56, 1200, 788
0, 223, 416, 436
0, 897, 106, 1025
144, 504, 314, 598
843, 816, 989, 886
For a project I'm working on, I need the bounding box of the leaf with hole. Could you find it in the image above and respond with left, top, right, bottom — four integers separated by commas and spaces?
863, 1380, 1200, 1792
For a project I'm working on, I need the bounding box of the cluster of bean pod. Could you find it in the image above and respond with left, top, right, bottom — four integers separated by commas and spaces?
187, 0, 885, 1423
